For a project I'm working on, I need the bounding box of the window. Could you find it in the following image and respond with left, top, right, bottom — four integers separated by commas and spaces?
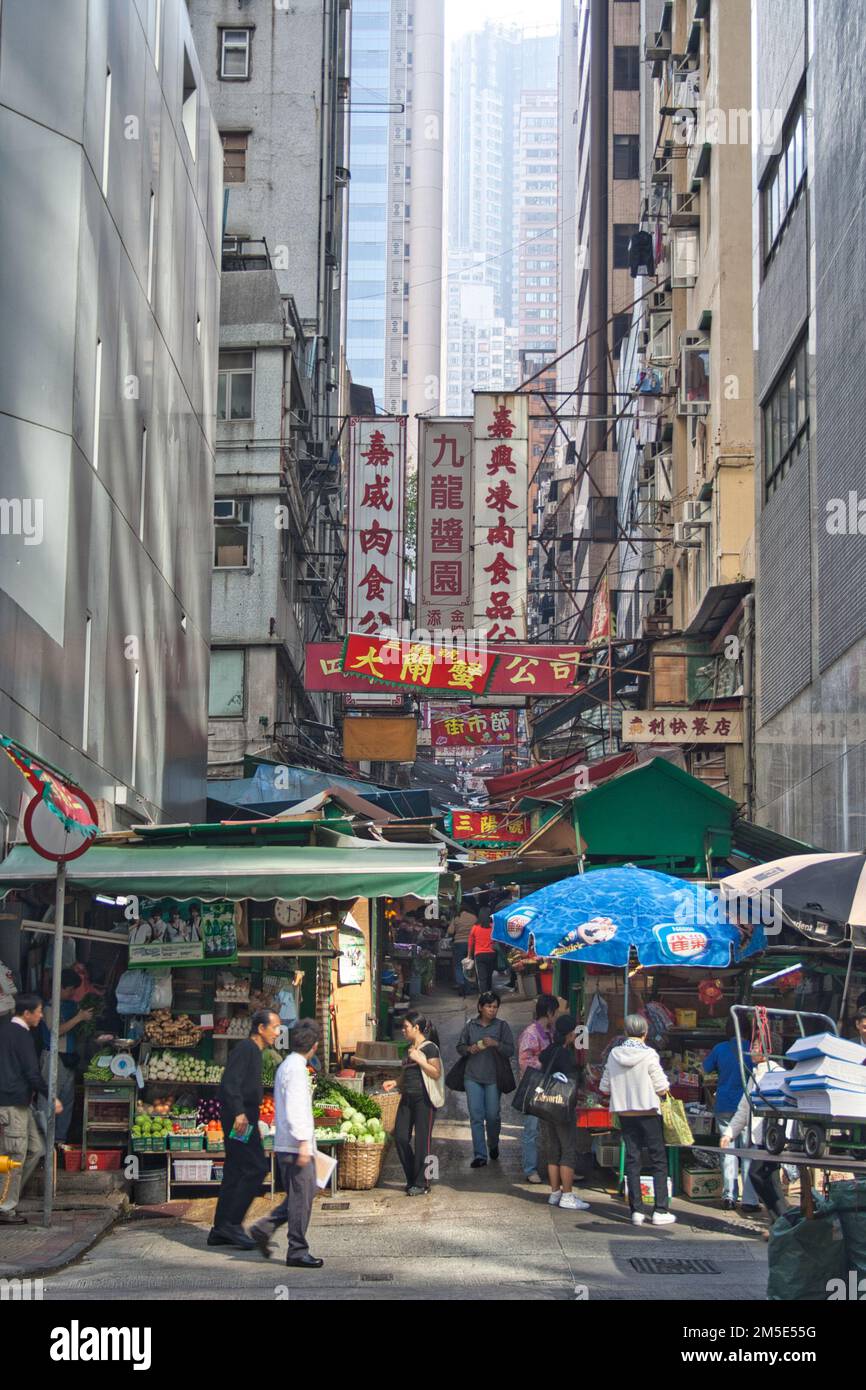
762, 94, 806, 261
648, 310, 672, 365
221, 131, 248, 184
217, 350, 254, 420
762, 335, 808, 497
613, 223, 638, 269
671, 227, 699, 287
612, 313, 631, 357
213, 498, 251, 568
92, 338, 103, 471
181, 49, 197, 157
220, 28, 251, 80
613, 134, 640, 180
101, 68, 112, 195
679, 342, 710, 414
209, 649, 245, 718
613, 46, 640, 90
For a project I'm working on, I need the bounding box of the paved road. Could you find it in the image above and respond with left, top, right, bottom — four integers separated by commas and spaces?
42, 988, 770, 1301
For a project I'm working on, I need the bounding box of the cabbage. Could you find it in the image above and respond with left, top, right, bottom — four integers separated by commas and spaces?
339, 1121, 353, 1134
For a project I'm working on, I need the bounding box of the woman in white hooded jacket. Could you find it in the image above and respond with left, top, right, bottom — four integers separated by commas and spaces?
599, 1014, 675, 1226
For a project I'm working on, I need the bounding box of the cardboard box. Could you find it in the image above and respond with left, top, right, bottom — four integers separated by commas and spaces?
640, 1175, 674, 1205
675, 1009, 698, 1028
682, 1167, 723, 1200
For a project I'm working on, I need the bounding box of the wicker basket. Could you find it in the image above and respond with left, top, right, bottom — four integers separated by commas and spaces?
370, 1090, 401, 1135
336, 1139, 387, 1190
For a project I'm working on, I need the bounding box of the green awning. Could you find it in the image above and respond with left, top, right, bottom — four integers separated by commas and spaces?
0, 840, 444, 903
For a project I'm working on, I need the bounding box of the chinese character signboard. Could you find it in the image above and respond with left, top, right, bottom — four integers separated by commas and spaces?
467, 848, 516, 863
450, 811, 530, 843
341, 633, 497, 694
623, 709, 743, 743
417, 418, 473, 632
347, 418, 406, 635
306, 642, 587, 697
431, 709, 517, 748
472, 393, 528, 640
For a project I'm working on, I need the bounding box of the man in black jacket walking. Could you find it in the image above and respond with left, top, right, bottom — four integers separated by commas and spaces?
208, 1008, 281, 1251
0, 994, 62, 1224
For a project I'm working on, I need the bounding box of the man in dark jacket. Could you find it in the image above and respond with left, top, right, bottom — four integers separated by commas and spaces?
208, 1008, 281, 1250
0, 993, 62, 1224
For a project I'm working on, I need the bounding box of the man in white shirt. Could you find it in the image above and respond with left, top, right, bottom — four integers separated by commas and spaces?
247, 1019, 323, 1268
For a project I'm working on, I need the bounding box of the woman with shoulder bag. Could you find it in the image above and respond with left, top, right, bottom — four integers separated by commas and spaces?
455, 992, 515, 1169
384, 1011, 444, 1196
536, 1014, 590, 1211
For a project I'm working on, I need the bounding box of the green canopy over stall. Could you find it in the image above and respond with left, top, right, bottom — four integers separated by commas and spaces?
0, 838, 445, 903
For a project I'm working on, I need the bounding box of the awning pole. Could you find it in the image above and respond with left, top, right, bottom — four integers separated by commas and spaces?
43, 860, 66, 1228
838, 942, 856, 1031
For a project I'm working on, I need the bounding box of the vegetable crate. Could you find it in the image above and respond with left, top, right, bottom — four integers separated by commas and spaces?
206, 1137, 224, 1152
173, 1159, 213, 1183
168, 1134, 205, 1151
132, 1137, 168, 1153
327, 1074, 364, 1095
336, 1139, 387, 1191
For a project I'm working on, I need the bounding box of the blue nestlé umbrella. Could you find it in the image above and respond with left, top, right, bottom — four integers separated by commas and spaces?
492, 865, 765, 969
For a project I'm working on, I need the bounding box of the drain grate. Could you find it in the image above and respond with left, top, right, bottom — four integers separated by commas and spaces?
360, 1273, 394, 1283
629, 1257, 721, 1276
320, 1201, 350, 1211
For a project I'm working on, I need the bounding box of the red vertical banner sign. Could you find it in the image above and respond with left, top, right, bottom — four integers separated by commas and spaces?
472, 393, 528, 640
347, 417, 406, 635
417, 418, 473, 633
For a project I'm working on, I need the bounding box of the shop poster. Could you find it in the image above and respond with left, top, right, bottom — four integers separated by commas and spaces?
128, 899, 238, 967
338, 930, 367, 985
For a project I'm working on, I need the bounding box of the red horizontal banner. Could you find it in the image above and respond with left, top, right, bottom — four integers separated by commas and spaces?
305, 642, 588, 697
431, 710, 517, 748
341, 634, 497, 695
450, 810, 530, 843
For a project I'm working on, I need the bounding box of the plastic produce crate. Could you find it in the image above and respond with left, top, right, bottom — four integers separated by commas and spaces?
168, 1134, 205, 1151
173, 1158, 213, 1182
61, 1147, 122, 1172
576, 1107, 612, 1128
131, 1137, 168, 1153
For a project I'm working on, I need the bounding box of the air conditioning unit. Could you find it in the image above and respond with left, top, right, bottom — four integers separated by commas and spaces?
651, 290, 671, 311
673, 522, 701, 547
682, 500, 710, 527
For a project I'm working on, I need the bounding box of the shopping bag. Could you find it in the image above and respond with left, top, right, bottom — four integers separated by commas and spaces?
461, 956, 476, 982
660, 1094, 695, 1146
526, 1071, 578, 1123
511, 1066, 542, 1114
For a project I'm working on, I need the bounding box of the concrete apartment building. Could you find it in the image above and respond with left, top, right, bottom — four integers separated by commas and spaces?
0, 0, 221, 837
346, 0, 444, 428
444, 252, 520, 415
557, 0, 643, 643
187, 0, 350, 779
753, 0, 866, 848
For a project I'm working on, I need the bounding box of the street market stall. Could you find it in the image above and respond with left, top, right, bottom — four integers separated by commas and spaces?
493, 864, 766, 1198
0, 824, 445, 1201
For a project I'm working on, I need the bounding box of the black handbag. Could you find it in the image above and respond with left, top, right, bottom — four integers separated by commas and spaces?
493, 1048, 516, 1095
445, 1055, 468, 1092
526, 1050, 578, 1123
511, 1065, 541, 1114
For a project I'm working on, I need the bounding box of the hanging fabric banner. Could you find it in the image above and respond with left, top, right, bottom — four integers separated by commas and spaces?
347, 417, 406, 636
417, 418, 473, 632
472, 393, 528, 641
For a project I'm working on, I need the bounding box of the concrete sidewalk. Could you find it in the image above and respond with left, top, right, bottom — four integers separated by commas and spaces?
0, 1193, 126, 1280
